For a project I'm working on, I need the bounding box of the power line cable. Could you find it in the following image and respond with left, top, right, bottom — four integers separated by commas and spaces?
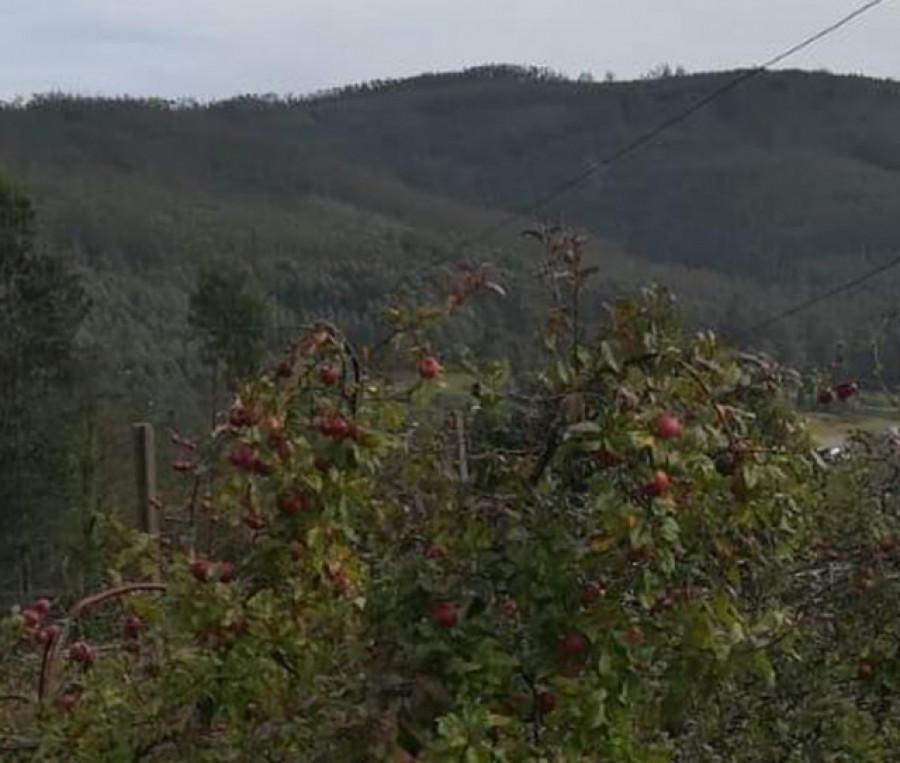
187, 250, 900, 340
182, 0, 892, 336
738, 251, 900, 338
397, 0, 894, 340
435, 0, 890, 259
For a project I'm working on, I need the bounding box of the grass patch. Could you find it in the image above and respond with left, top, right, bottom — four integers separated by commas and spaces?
806, 403, 900, 447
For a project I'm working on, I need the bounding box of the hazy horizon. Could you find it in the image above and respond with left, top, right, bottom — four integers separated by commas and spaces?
0, 0, 896, 100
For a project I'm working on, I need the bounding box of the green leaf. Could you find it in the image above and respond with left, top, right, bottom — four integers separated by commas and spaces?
565, 421, 602, 438
660, 516, 681, 543
741, 464, 759, 490
600, 341, 620, 374
598, 650, 615, 677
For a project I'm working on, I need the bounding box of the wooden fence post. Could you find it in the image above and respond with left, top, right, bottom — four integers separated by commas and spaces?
133, 423, 159, 535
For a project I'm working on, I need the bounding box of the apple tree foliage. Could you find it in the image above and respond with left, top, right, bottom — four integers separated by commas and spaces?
0, 230, 892, 761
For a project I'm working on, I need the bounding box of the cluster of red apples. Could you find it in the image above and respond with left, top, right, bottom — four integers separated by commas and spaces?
14, 596, 150, 712
817, 381, 860, 405
424, 411, 686, 714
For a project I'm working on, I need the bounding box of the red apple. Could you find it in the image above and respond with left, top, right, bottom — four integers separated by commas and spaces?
581, 581, 606, 608
432, 601, 459, 629
190, 560, 212, 582
69, 641, 95, 667
171, 459, 194, 473
22, 609, 40, 629
33, 598, 51, 618
228, 406, 254, 428
243, 514, 267, 532
593, 450, 621, 468
250, 457, 274, 477
537, 691, 558, 715
424, 543, 447, 561
33, 625, 60, 647
275, 359, 294, 379
56, 692, 80, 712
836, 381, 860, 402
646, 470, 671, 497
655, 413, 683, 440
320, 365, 340, 387
319, 415, 352, 441
561, 633, 586, 656
418, 356, 442, 381
123, 615, 145, 640
817, 389, 835, 405
228, 445, 257, 472
278, 495, 306, 517
217, 562, 236, 584
331, 417, 352, 441
499, 598, 518, 620
279, 495, 307, 517
857, 658, 875, 680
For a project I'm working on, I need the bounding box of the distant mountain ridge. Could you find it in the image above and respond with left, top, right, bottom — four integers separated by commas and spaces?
4, 66, 900, 274
2, 65, 900, 425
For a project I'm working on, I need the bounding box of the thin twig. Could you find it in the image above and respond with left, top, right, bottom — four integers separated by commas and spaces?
69, 583, 167, 619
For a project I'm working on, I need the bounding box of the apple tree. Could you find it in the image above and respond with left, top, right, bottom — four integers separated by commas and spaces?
0, 232, 837, 761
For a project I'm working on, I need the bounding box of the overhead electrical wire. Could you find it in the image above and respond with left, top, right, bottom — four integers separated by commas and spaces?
435, 0, 890, 259
393, 0, 896, 338
195, 0, 893, 336
738, 251, 900, 339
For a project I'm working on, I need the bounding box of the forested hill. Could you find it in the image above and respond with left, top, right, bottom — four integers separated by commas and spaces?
288, 66, 900, 280
6, 66, 900, 274
0, 67, 900, 277
2, 65, 900, 412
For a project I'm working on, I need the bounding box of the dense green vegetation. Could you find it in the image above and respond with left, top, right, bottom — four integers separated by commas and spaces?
2, 65, 900, 590
1, 68, 900, 389
4, 252, 900, 760
0, 175, 89, 595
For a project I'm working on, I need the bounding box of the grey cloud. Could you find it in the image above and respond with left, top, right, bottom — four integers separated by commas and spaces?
4, 0, 216, 49
0, 0, 896, 99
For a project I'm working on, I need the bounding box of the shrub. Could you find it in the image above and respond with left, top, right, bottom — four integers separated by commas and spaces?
0, 241, 826, 761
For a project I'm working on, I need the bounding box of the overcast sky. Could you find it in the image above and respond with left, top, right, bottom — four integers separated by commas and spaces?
0, 0, 896, 100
